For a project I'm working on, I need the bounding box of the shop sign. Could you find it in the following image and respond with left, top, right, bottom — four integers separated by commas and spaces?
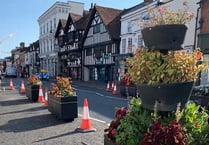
95, 60, 103, 65
104, 53, 109, 59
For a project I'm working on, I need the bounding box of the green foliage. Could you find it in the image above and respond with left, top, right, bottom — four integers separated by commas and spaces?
115, 98, 152, 145
126, 48, 206, 85
180, 102, 209, 145
113, 98, 209, 145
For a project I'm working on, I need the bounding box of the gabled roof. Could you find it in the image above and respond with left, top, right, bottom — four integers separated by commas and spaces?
74, 10, 91, 30
69, 13, 83, 23
55, 19, 67, 38
95, 5, 122, 26
95, 5, 123, 39
64, 11, 91, 33
83, 5, 123, 43
122, 1, 151, 15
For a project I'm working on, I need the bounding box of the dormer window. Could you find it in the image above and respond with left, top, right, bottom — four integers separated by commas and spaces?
59, 29, 64, 36
93, 24, 100, 34
68, 24, 74, 32
93, 12, 101, 34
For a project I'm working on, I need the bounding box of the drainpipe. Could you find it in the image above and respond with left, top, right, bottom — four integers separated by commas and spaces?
194, 0, 205, 49
194, 3, 201, 50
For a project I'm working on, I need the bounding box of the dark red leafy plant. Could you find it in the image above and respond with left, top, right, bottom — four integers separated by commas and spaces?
141, 120, 187, 145
104, 107, 127, 141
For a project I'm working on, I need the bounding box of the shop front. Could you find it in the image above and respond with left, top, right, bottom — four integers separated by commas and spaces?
67, 53, 82, 80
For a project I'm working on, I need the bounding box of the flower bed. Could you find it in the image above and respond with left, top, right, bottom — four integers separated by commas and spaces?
105, 98, 209, 145
48, 77, 77, 121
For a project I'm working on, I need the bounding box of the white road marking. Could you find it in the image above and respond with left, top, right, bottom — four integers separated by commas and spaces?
74, 88, 128, 101
95, 92, 104, 96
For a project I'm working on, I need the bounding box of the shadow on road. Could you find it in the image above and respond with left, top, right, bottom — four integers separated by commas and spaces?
0, 105, 46, 115
33, 129, 80, 143
0, 98, 31, 106
0, 114, 66, 133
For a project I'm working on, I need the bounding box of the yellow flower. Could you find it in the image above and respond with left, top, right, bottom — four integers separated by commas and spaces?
49, 77, 75, 97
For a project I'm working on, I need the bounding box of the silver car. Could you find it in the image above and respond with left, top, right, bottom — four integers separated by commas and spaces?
5, 66, 17, 78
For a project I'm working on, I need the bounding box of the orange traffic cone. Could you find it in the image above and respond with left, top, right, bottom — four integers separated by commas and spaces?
112, 82, 118, 95
44, 87, 48, 107
20, 80, 25, 94
77, 98, 96, 132
106, 81, 111, 92
9, 79, 14, 90
38, 85, 44, 103
111, 81, 114, 91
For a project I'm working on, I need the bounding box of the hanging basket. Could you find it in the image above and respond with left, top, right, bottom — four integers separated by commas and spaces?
141, 24, 187, 51
138, 81, 194, 111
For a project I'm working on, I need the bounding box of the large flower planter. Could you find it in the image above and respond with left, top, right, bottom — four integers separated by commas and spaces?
48, 94, 78, 122
119, 84, 137, 97
190, 95, 209, 110
104, 134, 118, 145
141, 24, 187, 51
138, 81, 194, 111
25, 85, 39, 102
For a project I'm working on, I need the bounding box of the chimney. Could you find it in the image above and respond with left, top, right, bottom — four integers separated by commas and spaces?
20, 42, 25, 48
144, 0, 153, 3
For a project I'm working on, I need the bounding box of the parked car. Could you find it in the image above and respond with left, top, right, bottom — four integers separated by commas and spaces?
5, 66, 17, 78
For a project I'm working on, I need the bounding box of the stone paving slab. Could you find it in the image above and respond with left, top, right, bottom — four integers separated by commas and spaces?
0, 89, 108, 145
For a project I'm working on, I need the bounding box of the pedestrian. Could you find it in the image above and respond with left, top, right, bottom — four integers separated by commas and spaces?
0, 69, 2, 89
0, 69, 2, 80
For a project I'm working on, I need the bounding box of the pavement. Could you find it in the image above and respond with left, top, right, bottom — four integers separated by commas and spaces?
0, 82, 110, 145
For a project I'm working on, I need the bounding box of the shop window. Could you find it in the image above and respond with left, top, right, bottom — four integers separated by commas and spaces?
86, 49, 92, 56
122, 39, 126, 53
128, 38, 132, 53
138, 35, 143, 48
93, 24, 100, 34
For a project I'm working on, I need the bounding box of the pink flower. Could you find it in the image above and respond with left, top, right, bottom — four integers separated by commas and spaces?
158, 7, 166, 15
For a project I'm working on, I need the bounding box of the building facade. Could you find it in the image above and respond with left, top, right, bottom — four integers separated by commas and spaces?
55, 11, 89, 80
83, 5, 122, 82
38, 1, 84, 77
25, 40, 40, 77
197, 0, 209, 86
11, 42, 26, 77
118, 0, 198, 80
118, 0, 156, 80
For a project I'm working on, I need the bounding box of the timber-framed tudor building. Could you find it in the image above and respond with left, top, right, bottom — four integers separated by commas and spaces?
55, 5, 123, 82
9, 0, 208, 84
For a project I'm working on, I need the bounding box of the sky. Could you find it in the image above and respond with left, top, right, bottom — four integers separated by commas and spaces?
0, 0, 143, 59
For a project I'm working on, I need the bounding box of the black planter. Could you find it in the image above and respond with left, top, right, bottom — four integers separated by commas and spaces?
26, 85, 39, 102
141, 24, 187, 51
119, 84, 137, 97
190, 95, 209, 110
104, 134, 118, 145
138, 81, 194, 111
48, 94, 78, 122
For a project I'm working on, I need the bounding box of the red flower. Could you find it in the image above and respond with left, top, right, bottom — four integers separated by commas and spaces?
104, 107, 127, 141
49, 77, 75, 97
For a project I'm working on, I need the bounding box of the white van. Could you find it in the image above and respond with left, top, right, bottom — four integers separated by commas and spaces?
5, 66, 17, 78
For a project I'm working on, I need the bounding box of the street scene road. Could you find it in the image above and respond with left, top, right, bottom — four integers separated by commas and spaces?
0, 77, 128, 145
